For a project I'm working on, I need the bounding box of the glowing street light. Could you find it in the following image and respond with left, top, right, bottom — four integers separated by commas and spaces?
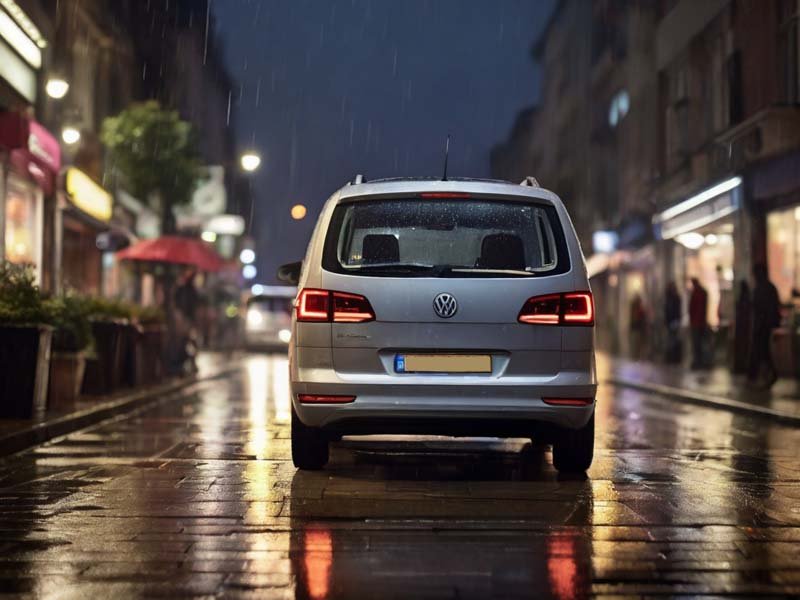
240, 151, 261, 172
45, 77, 69, 99
239, 248, 256, 264
291, 204, 307, 220
243, 265, 257, 279
61, 126, 80, 145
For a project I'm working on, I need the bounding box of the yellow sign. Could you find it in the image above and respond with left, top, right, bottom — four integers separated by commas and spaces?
66, 168, 112, 222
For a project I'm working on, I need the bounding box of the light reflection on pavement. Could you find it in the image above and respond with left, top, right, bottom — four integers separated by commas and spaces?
0, 353, 798, 598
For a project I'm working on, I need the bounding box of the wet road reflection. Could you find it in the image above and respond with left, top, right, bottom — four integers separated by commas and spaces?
0, 354, 799, 597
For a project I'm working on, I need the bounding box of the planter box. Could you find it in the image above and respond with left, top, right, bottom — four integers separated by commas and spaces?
139, 325, 166, 385
81, 320, 124, 396
48, 352, 86, 409
119, 323, 143, 387
0, 325, 52, 419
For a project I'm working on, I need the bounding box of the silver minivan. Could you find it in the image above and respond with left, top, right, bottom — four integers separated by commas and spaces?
278, 177, 596, 472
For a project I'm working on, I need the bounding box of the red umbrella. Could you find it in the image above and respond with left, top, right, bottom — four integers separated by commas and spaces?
116, 235, 225, 272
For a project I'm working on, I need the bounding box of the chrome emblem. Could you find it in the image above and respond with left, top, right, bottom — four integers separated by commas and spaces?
433, 293, 458, 318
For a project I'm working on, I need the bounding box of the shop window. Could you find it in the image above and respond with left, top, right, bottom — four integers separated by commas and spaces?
767, 207, 800, 301
4, 175, 41, 280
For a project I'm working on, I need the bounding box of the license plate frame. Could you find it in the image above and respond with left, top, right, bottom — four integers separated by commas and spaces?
394, 354, 492, 374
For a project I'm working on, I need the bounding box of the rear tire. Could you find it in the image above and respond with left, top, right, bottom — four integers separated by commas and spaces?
292, 406, 329, 470
552, 413, 594, 473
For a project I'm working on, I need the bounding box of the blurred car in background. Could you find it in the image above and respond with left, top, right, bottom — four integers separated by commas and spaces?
245, 286, 297, 351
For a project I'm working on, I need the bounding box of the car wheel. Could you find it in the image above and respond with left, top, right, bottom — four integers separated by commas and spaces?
552, 413, 594, 473
291, 406, 329, 470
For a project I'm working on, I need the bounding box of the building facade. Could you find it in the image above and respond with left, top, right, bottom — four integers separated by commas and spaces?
1, 0, 237, 299
493, 0, 800, 367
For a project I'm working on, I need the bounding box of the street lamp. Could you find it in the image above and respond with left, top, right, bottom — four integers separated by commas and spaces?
240, 151, 261, 172
61, 126, 80, 145
243, 264, 257, 280
45, 77, 69, 99
239, 248, 255, 264
291, 204, 307, 220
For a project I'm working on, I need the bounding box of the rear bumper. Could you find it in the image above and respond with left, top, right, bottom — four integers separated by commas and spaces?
291, 368, 597, 432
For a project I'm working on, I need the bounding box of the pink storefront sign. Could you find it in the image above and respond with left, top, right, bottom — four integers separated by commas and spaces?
0, 111, 61, 195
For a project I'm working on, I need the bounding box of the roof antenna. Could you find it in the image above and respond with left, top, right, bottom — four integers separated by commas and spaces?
442, 134, 450, 181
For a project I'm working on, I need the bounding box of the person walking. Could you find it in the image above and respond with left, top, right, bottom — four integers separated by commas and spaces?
689, 278, 709, 369
629, 294, 647, 360
732, 280, 751, 374
664, 281, 682, 364
748, 264, 781, 388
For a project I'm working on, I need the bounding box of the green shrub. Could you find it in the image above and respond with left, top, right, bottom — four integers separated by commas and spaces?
134, 305, 165, 325
0, 262, 54, 326
48, 295, 93, 353
85, 297, 135, 322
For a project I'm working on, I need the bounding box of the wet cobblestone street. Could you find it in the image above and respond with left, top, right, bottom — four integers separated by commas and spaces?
1, 354, 800, 598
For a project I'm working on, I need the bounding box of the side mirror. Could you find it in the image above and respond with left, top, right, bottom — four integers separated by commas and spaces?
277, 261, 302, 285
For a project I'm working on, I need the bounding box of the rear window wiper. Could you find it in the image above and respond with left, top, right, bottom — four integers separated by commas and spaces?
344, 262, 436, 274
437, 267, 535, 277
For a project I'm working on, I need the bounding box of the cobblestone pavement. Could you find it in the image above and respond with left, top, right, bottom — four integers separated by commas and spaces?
1, 354, 800, 598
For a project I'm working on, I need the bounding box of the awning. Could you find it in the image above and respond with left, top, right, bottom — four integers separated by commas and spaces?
654, 176, 742, 239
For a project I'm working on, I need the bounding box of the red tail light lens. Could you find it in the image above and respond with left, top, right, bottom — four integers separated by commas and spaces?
297, 289, 330, 322
332, 291, 375, 322
518, 291, 594, 326
518, 294, 561, 324
543, 397, 594, 406
298, 394, 356, 404
296, 289, 375, 323
563, 292, 594, 324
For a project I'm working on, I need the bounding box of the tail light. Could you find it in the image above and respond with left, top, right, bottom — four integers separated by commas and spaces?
518, 291, 594, 326
543, 397, 594, 406
298, 394, 356, 404
296, 289, 375, 323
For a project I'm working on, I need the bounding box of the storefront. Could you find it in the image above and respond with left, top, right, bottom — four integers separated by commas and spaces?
0, 112, 60, 287
654, 177, 745, 365
60, 167, 113, 295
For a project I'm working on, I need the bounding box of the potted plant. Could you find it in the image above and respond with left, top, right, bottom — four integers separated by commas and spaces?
0, 262, 54, 418
134, 305, 166, 385
47, 295, 93, 409
81, 297, 131, 395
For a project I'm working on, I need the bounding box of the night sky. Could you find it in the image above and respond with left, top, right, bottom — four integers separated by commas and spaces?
213, 0, 554, 284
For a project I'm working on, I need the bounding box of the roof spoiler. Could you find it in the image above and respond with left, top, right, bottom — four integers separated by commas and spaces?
520, 176, 540, 187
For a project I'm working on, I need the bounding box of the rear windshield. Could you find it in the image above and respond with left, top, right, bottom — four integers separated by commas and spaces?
247, 296, 293, 313
322, 198, 570, 277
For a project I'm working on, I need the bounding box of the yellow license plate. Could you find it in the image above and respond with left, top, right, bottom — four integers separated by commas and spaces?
397, 354, 492, 373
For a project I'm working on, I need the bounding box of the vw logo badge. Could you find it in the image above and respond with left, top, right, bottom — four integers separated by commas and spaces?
433, 293, 458, 319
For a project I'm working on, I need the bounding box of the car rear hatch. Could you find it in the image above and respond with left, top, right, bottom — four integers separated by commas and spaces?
305, 192, 590, 378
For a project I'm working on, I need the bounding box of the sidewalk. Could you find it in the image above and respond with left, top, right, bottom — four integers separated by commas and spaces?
603, 353, 800, 424
0, 351, 244, 457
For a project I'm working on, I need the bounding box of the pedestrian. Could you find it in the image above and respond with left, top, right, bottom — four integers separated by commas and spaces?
732, 280, 751, 374
748, 264, 781, 388
630, 294, 647, 360
175, 270, 199, 325
664, 281, 682, 364
689, 278, 709, 369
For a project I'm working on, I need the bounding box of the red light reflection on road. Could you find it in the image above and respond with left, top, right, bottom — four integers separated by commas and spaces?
547, 531, 578, 600
303, 528, 333, 599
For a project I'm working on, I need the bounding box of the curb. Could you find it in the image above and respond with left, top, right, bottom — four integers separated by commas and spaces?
0, 360, 242, 458
607, 377, 800, 426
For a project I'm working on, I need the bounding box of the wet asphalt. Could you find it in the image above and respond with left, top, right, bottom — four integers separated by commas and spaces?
1, 353, 799, 598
